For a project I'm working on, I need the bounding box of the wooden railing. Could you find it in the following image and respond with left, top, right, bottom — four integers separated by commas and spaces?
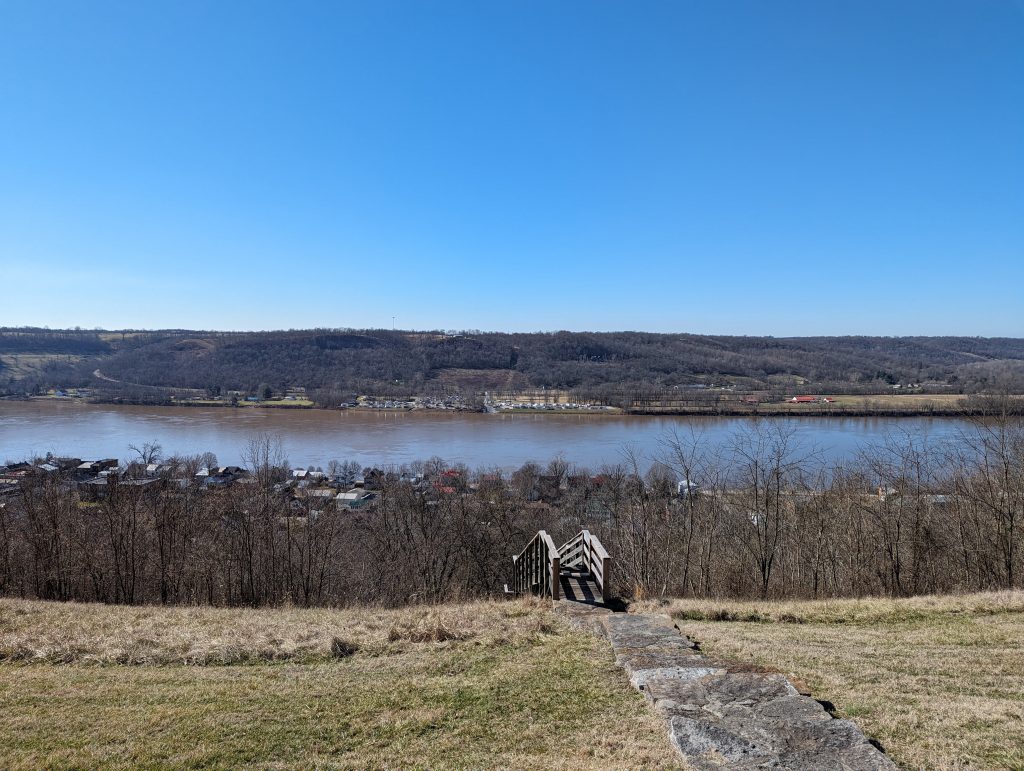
511, 530, 560, 600
510, 529, 612, 604
558, 529, 612, 604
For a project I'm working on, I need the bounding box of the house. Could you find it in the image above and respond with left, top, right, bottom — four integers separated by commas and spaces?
789, 396, 819, 403
2, 462, 35, 481
78, 476, 164, 501
336, 490, 376, 511
435, 468, 466, 493
74, 460, 118, 479
677, 479, 699, 496
362, 468, 386, 490
202, 467, 249, 486
300, 488, 336, 502
0, 463, 37, 487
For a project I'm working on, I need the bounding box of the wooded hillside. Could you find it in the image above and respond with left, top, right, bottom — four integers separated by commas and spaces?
3, 327, 1024, 397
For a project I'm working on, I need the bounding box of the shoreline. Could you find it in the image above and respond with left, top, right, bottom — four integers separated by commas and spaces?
2, 394, 998, 419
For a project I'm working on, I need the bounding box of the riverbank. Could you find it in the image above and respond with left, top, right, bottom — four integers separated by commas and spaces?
11, 393, 1014, 419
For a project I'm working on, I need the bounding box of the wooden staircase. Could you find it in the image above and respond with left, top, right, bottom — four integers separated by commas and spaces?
558, 568, 602, 604
509, 529, 611, 605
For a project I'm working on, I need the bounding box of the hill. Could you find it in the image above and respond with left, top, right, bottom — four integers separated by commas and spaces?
3, 327, 1024, 401
0, 598, 677, 769
2, 593, 1020, 768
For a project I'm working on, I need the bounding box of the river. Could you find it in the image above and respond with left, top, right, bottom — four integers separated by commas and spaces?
0, 400, 975, 471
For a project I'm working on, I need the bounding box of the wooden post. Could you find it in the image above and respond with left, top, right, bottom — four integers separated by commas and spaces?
551, 555, 560, 601
601, 555, 612, 604
533, 539, 539, 593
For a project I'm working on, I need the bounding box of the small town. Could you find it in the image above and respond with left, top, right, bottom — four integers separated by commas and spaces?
0, 443, 976, 518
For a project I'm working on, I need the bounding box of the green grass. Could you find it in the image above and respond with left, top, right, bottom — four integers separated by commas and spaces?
0, 599, 680, 769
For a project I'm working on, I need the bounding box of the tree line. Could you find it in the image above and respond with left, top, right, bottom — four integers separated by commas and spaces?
0, 411, 1020, 607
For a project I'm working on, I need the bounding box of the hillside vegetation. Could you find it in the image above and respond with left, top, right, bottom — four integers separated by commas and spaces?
3, 327, 1024, 398
656, 591, 1024, 770
0, 598, 679, 769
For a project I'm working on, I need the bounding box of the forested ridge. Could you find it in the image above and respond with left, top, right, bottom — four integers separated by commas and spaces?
3, 327, 1024, 397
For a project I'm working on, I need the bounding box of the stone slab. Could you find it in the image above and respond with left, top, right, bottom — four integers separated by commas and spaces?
580, 609, 897, 770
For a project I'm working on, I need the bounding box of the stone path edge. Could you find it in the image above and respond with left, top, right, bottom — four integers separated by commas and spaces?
555, 601, 897, 771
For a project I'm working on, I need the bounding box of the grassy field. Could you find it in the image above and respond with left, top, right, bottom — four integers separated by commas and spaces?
0, 353, 84, 379
172, 398, 316, 408
744, 392, 969, 414
0, 599, 680, 769
824, 393, 967, 408
649, 592, 1024, 770
625, 391, 978, 415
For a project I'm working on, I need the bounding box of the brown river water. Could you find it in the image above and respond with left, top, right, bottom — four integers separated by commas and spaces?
0, 400, 971, 471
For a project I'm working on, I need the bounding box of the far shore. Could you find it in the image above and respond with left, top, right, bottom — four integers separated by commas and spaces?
6, 393, 1014, 419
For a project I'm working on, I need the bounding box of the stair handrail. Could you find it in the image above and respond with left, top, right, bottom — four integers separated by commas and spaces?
511, 530, 560, 600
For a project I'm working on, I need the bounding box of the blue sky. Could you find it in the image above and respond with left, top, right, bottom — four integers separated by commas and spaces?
1, 1, 1021, 335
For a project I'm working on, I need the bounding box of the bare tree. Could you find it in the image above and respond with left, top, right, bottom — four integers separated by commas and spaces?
128, 441, 163, 465
727, 421, 813, 599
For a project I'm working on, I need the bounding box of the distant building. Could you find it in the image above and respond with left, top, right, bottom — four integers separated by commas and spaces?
336, 490, 376, 510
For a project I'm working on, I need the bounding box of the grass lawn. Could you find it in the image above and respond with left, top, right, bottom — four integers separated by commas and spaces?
0, 599, 680, 769
649, 592, 1024, 770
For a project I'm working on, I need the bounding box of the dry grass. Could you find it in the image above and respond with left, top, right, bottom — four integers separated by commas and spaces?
643, 592, 1024, 770
0, 598, 682, 769
0, 597, 559, 665
433, 367, 531, 392
826, 393, 968, 408
0, 353, 84, 379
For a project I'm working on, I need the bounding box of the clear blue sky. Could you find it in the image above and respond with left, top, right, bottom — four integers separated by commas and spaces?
1, 1, 1021, 335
